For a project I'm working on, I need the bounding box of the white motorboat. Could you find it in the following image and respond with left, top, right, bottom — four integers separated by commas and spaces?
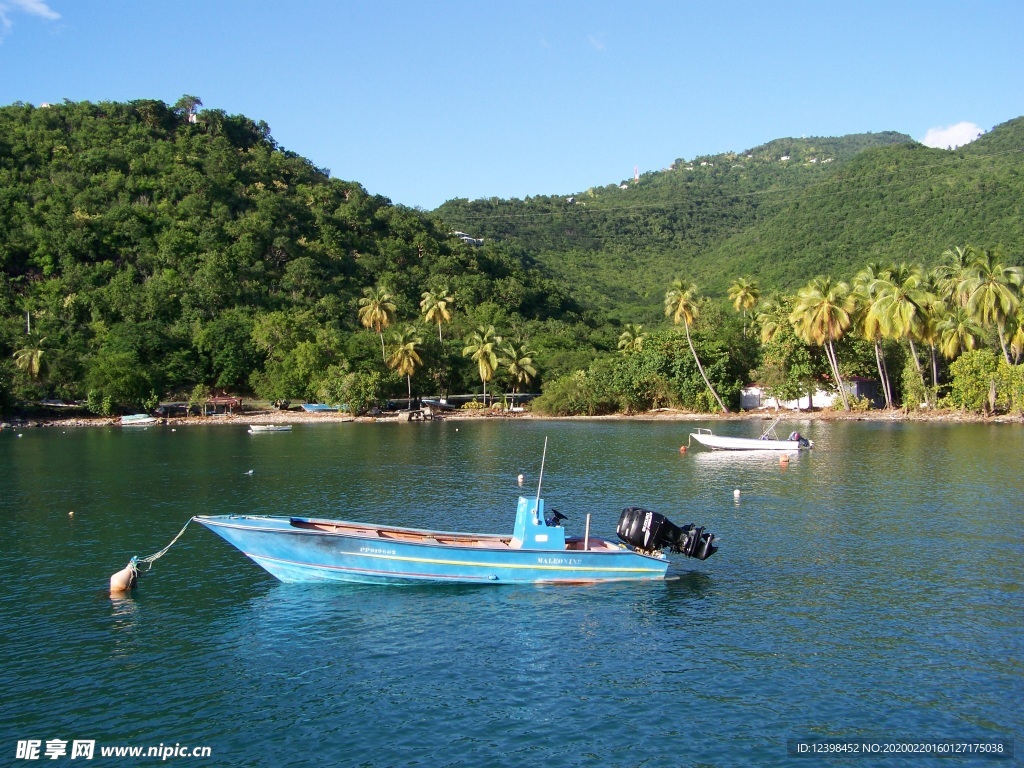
689, 418, 812, 451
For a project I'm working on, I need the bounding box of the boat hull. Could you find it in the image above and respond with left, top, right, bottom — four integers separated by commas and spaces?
196, 516, 670, 585
120, 415, 159, 426
690, 432, 809, 451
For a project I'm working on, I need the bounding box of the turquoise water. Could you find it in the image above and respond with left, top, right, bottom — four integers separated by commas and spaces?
1, 419, 1021, 766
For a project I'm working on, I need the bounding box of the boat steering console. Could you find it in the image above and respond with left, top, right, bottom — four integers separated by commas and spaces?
616, 507, 718, 560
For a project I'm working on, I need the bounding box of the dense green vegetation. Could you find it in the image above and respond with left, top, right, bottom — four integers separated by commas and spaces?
529, 249, 1024, 417
2, 98, 1022, 417
0, 98, 589, 414
435, 123, 1024, 319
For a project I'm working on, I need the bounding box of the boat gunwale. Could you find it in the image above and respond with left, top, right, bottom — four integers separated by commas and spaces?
194, 515, 650, 558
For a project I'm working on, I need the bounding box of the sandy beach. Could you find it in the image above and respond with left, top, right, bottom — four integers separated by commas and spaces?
3, 403, 1019, 430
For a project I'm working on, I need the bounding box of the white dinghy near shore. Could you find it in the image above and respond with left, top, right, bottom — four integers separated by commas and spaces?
689, 417, 812, 451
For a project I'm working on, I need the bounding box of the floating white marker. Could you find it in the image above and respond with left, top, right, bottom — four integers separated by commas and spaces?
517, 474, 524, 486
110, 561, 137, 594
733, 489, 741, 499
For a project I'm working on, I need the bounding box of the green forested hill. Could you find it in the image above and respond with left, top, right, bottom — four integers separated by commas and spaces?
0, 99, 583, 410
706, 119, 1024, 290
434, 121, 1024, 321
2, 98, 1022, 415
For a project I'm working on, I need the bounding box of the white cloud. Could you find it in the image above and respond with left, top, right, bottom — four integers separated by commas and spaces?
0, 0, 60, 35
921, 121, 983, 150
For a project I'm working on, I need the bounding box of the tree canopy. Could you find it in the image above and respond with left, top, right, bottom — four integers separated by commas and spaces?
2, 98, 1022, 417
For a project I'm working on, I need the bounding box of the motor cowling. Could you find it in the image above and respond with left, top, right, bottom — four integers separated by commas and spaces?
616, 507, 718, 560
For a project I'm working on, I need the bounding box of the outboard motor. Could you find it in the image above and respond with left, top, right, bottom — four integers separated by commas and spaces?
545, 509, 568, 527
788, 431, 812, 448
616, 507, 718, 560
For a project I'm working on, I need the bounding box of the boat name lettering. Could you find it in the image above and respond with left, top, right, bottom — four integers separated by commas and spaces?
537, 556, 583, 566
359, 546, 397, 556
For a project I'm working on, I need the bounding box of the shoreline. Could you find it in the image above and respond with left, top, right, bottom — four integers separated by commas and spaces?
3, 405, 1021, 430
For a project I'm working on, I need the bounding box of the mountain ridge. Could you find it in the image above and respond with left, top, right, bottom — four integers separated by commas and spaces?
433, 119, 1023, 321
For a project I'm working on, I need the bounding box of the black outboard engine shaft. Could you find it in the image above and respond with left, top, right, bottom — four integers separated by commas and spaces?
616, 507, 718, 560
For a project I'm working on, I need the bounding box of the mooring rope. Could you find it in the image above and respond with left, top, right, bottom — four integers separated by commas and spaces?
132, 516, 197, 573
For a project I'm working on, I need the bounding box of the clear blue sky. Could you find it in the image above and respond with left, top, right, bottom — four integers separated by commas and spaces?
1, 1, 1021, 210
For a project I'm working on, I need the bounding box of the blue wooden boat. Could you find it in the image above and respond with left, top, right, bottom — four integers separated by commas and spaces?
117, 442, 715, 591
300, 403, 339, 412
194, 496, 717, 585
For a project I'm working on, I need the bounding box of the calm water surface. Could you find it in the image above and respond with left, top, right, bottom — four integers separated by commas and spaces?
1, 419, 1021, 766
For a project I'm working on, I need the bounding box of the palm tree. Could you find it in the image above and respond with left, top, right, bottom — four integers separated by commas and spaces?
919, 292, 945, 391
853, 263, 895, 408
501, 340, 537, 394
755, 295, 788, 344
358, 285, 397, 362
1008, 306, 1024, 364
870, 263, 932, 405
728, 277, 760, 336
617, 324, 646, 353
962, 249, 1022, 363
789, 276, 853, 410
462, 325, 501, 401
13, 338, 47, 380
663, 279, 728, 412
935, 245, 976, 307
937, 305, 983, 360
386, 325, 423, 407
420, 288, 454, 344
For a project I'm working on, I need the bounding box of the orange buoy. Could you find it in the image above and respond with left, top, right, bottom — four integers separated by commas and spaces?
679, 446, 687, 453
110, 561, 137, 594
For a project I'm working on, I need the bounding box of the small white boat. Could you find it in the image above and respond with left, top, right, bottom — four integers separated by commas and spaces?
120, 414, 159, 427
689, 418, 812, 451
248, 424, 292, 433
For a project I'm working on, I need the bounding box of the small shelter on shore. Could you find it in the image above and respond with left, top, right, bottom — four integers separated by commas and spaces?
204, 395, 242, 416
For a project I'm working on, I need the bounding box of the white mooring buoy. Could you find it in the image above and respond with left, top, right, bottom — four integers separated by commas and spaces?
109, 518, 195, 595
109, 560, 137, 594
